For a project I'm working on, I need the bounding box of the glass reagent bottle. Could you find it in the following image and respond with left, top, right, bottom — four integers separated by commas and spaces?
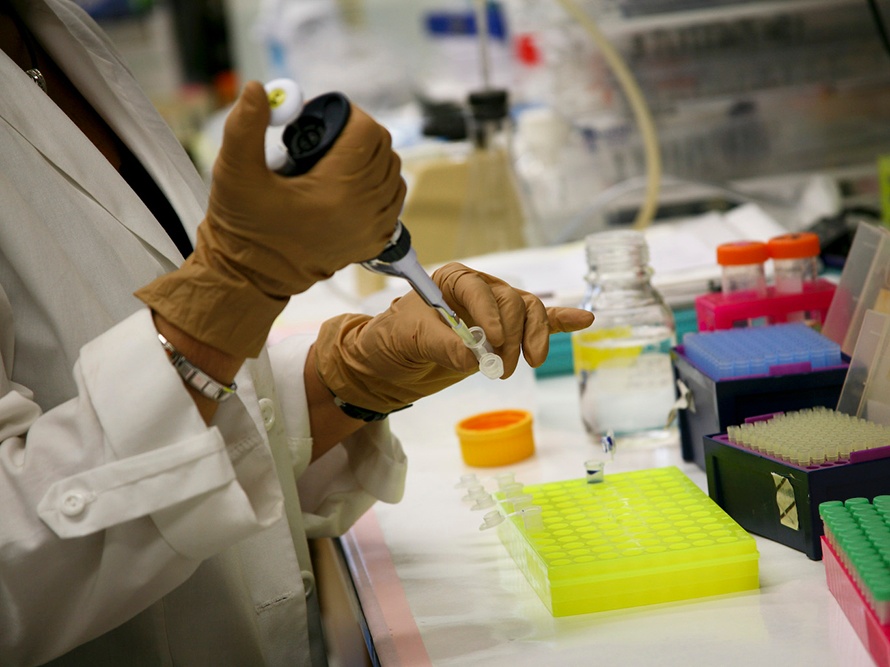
571, 230, 677, 447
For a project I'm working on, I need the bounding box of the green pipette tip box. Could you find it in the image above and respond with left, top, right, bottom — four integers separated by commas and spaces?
495, 466, 760, 617
820, 497, 890, 623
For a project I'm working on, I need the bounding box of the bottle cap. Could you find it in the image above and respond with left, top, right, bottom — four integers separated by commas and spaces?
468, 88, 509, 122
767, 232, 821, 260
455, 409, 534, 467
716, 240, 769, 266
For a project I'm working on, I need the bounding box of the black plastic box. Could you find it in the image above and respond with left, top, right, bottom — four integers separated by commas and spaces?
703, 434, 890, 559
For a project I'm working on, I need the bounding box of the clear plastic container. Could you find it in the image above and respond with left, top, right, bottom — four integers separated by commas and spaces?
455, 88, 530, 258
768, 232, 821, 294
571, 230, 677, 448
716, 240, 768, 300
768, 231, 821, 322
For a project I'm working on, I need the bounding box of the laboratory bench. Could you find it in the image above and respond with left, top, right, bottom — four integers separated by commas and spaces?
324, 372, 874, 667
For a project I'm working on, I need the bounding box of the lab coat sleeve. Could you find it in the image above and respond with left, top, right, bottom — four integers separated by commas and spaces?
268, 335, 408, 538
0, 308, 283, 664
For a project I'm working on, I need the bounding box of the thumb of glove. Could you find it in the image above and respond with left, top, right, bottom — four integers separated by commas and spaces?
216, 81, 271, 176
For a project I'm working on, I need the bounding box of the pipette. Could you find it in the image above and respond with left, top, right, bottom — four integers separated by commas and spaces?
262, 79, 504, 379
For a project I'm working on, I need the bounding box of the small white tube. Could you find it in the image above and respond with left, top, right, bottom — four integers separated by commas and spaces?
479, 510, 504, 531
519, 506, 545, 532
466, 326, 504, 379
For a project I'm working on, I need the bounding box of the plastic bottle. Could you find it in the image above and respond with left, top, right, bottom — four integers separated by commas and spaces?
767, 231, 821, 323
571, 229, 678, 448
716, 240, 769, 300
455, 88, 530, 258
768, 232, 820, 291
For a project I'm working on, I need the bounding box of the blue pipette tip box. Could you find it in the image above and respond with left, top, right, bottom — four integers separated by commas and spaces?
682, 323, 842, 381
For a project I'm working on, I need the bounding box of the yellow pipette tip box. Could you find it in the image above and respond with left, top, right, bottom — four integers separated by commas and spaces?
495, 466, 760, 616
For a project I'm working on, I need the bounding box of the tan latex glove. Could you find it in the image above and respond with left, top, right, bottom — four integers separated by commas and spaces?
315, 262, 595, 414
135, 81, 406, 358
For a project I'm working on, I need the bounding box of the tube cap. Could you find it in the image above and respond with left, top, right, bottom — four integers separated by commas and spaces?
716, 240, 769, 266
767, 232, 821, 260
455, 409, 534, 467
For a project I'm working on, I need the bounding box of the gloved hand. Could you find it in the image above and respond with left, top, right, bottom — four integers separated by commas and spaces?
315, 262, 595, 414
135, 81, 406, 357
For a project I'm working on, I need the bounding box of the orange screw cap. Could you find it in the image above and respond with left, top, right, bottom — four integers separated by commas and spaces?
767, 232, 821, 260
716, 241, 769, 266
456, 409, 535, 467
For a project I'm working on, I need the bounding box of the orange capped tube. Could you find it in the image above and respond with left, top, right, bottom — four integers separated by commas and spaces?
716, 240, 769, 299
767, 232, 820, 295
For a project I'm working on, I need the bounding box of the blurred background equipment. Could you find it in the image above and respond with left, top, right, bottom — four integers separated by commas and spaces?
84, 0, 890, 258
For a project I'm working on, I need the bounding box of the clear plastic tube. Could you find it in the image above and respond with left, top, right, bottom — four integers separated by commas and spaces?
457, 323, 504, 379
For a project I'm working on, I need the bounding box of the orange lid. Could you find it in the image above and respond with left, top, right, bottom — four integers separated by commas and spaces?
716, 241, 769, 266
767, 232, 821, 260
455, 409, 535, 467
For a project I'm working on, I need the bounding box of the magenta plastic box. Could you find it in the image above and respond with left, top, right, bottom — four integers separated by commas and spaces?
822, 536, 890, 666
695, 279, 836, 331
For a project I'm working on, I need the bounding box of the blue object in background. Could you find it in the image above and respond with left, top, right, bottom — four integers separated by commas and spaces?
682, 323, 842, 381
424, 1, 508, 40
73, 0, 154, 20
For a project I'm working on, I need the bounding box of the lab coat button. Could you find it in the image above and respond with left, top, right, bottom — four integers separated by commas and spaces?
60, 492, 86, 517
259, 398, 275, 430
301, 570, 315, 598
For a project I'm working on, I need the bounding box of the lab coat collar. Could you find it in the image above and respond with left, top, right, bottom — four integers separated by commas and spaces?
0, 0, 207, 268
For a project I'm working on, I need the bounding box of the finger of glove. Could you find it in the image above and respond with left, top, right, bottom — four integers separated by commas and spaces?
519, 305, 595, 368
517, 292, 554, 369
314, 104, 396, 182
432, 263, 507, 344
304, 108, 405, 259
548, 307, 595, 333
433, 263, 549, 377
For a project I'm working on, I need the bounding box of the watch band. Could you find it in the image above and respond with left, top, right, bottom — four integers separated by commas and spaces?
157, 333, 237, 402
333, 396, 390, 422
333, 396, 412, 422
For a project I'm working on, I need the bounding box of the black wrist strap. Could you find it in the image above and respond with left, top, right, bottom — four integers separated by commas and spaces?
333, 396, 412, 422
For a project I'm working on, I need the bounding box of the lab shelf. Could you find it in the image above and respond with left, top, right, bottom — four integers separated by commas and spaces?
601, 0, 866, 34
494, 466, 759, 616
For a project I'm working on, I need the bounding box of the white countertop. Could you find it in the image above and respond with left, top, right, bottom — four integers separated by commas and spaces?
340, 372, 874, 666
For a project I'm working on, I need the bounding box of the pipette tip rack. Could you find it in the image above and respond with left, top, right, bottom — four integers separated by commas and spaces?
494, 466, 759, 617
682, 322, 842, 382
704, 410, 890, 559
820, 498, 890, 666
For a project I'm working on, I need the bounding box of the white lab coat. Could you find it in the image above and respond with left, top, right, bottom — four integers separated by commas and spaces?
0, 1, 407, 665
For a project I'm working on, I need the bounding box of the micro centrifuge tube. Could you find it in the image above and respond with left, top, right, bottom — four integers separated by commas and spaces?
463, 325, 504, 379
479, 510, 504, 531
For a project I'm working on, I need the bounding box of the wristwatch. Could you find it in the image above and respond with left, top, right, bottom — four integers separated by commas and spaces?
158, 333, 237, 402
